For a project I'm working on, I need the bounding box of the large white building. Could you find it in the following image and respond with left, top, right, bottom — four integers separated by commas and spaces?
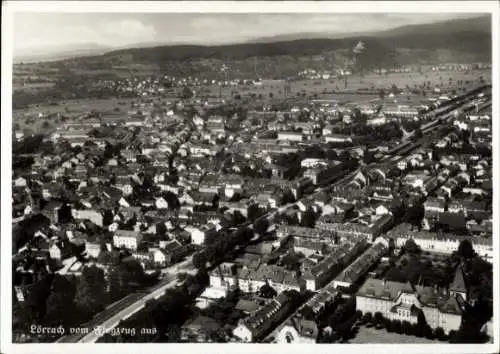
113, 230, 143, 250
356, 266, 468, 334
278, 131, 304, 142
393, 232, 493, 263
187, 224, 218, 245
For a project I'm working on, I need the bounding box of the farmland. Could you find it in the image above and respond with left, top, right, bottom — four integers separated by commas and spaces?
198, 69, 490, 102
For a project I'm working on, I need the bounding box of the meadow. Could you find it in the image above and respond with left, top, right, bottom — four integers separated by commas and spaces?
198, 69, 490, 102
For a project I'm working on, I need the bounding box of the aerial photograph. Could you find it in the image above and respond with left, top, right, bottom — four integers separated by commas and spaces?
7, 7, 494, 347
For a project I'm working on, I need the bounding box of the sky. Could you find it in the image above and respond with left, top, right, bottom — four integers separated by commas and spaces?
13, 12, 482, 55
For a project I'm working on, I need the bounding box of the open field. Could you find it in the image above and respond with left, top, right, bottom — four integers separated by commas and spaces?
199, 69, 490, 101
13, 97, 137, 119
348, 325, 438, 344
13, 82, 56, 92
12, 97, 140, 134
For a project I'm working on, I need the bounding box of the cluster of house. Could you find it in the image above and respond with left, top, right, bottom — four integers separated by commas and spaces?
429, 63, 491, 71
230, 229, 481, 343
12, 73, 493, 344
296, 68, 352, 80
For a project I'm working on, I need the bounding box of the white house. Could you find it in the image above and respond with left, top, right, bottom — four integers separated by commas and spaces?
113, 230, 143, 250
118, 197, 131, 208
155, 197, 169, 209
189, 224, 218, 245
14, 177, 27, 187
49, 243, 62, 260
85, 242, 102, 259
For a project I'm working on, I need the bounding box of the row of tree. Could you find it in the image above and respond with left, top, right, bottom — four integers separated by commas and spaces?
358, 310, 446, 340
193, 226, 254, 269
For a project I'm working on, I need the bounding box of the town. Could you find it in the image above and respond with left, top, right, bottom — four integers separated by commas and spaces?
10, 13, 493, 347
12, 67, 493, 344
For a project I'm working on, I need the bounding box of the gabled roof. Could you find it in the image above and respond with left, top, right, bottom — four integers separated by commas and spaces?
115, 229, 142, 239
288, 317, 319, 340
449, 264, 467, 294
439, 295, 463, 315
401, 280, 415, 294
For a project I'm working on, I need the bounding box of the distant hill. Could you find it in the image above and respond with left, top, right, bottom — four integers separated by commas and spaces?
14, 43, 111, 63
247, 15, 490, 44
375, 15, 490, 38
24, 15, 491, 70
96, 15, 490, 66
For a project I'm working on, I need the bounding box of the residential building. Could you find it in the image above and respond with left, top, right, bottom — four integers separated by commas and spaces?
72, 209, 104, 227
189, 224, 218, 245
356, 268, 467, 334
233, 292, 294, 342
113, 230, 143, 250
333, 238, 388, 289
302, 241, 366, 291
278, 131, 303, 142
389, 224, 493, 262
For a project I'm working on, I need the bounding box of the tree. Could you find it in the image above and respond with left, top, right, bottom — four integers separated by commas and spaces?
413, 322, 424, 337
107, 265, 123, 301
404, 202, 425, 231
118, 257, 148, 288
254, 217, 269, 236
423, 325, 434, 339
404, 238, 422, 255
281, 189, 295, 204
74, 265, 107, 315
448, 330, 458, 343
181, 86, 193, 100
300, 207, 316, 228
392, 319, 402, 334
458, 239, 475, 260
193, 252, 207, 269
259, 284, 277, 299
390, 197, 406, 219
177, 272, 189, 283
413, 128, 423, 140
384, 318, 393, 332
373, 312, 384, 328
280, 252, 303, 271
43, 275, 76, 326
401, 320, 412, 335
434, 327, 445, 340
